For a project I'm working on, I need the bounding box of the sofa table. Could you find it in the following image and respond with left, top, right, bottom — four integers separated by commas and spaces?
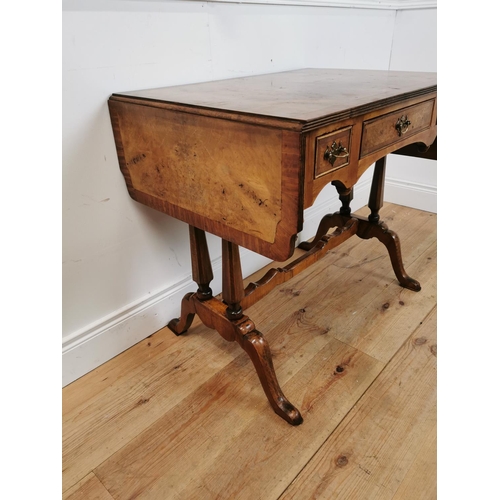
108, 69, 437, 425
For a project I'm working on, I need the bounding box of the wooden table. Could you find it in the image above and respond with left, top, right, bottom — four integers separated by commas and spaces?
108, 69, 437, 425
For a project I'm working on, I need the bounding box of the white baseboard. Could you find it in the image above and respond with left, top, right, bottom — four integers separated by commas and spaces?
66, 174, 428, 387
384, 177, 437, 213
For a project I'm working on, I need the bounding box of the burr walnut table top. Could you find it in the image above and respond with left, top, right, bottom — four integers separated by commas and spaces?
113, 68, 436, 127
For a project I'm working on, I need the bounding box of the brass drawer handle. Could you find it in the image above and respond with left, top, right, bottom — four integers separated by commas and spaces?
324, 141, 349, 166
395, 115, 411, 136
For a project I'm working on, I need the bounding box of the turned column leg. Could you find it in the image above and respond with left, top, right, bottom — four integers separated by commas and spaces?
368, 156, 386, 223
190, 226, 214, 301
168, 226, 214, 335
334, 181, 354, 217
221, 239, 245, 320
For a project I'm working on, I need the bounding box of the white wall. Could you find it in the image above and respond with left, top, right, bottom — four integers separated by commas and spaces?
62, 0, 436, 385
385, 8, 437, 211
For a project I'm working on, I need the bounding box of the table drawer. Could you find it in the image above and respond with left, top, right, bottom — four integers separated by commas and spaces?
360, 99, 435, 157
314, 126, 352, 178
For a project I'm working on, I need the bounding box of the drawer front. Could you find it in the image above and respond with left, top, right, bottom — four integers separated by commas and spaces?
315, 126, 352, 178
360, 99, 435, 157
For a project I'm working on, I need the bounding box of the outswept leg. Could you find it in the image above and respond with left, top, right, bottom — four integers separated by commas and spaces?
238, 330, 303, 425
356, 220, 421, 291
174, 294, 303, 426
168, 292, 196, 335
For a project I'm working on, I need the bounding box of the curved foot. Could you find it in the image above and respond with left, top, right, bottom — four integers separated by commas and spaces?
298, 213, 346, 251
240, 330, 303, 425
167, 292, 196, 335
401, 277, 421, 292
367, 224, 421, 292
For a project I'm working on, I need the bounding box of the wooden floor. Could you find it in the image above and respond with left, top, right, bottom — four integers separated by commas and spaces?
63, 204, 437, 500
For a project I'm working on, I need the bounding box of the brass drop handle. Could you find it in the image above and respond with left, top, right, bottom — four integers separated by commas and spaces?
324, 141, 349, 166
395, 115, 411, 136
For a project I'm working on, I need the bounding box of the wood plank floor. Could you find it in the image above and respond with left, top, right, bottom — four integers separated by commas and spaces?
63, 203, 437, 500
